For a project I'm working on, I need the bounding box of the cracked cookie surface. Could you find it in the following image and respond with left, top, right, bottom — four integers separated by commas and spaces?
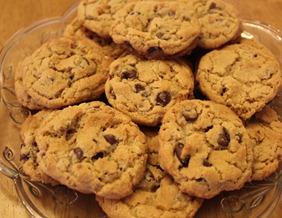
105, 54, 194, 126
20, 110, 58, 186
246, 106, 282, 181
77, 0, 137, 38
14, 36, 114, 110
63, 17, 126, 59
110, 1, 200, 59
96, 127, 203, 218
35, 101, 148, 199
158, 99, 253, 199
196, 39, 281, 120
187, 0, 242, 49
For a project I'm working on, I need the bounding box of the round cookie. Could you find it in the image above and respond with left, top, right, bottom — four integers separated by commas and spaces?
196, 39, 281, 120
158, 99, 253, 199
14, 36, 114, 110
77, 0, 137, 39
63, 17, 126, 59
105, 54, 195, 126
64, 17, 111, 44
110, 1, 200, 59
96, 127, 203, 218
246, 106, 282, 181
188, 0, 242, 49
35, 101, 148, 199
20, 110, 58, 185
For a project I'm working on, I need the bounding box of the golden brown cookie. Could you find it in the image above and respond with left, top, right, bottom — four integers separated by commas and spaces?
246, 106, 282, 181
105, 54, 195, 126
14, 36, 114, 110
196, 39, 281, 120
77, 0, 137, 38
158, 99, 253, 199
20, 110, 58, 185
110, 1, 200, 59
188, 0, 242, 49
96, 127, 203, 218
63, 17, 126, 59
36, 101, 148, 199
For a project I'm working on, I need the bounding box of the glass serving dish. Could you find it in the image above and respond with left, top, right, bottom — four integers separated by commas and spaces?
0, 1, 281, 218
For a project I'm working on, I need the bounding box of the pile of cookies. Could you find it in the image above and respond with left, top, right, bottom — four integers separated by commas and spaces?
15, 0, 282, 217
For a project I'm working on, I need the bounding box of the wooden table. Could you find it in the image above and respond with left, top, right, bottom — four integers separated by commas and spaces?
0, 0, 281, 217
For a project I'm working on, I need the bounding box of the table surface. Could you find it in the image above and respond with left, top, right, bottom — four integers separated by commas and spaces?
0, 0, 281, 217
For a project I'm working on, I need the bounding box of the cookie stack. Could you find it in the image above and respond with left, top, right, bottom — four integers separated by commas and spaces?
15, 0, 282, 217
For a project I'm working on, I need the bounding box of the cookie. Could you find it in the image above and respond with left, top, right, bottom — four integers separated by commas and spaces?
158, 99, 253, 199
20, 110, 58, 185
110, 1, 200, 59
188, 0, 242, 49
14, 36, 114, 110
35, 101, 148, 199
96, 127, 203, 218
246, 106, 282, 181
105, 54, 195, 126
63, 17, 126, 59
196, 39, 281, 120
77, 0, 137, 39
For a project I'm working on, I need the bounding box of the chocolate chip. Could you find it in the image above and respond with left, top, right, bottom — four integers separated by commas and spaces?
183, 111, 198, 122
183, 16, 191, 22
73, 147, 84, 161
66, 129, 76, 141
209, 2, 217, 10
121, 69, 137, 80
217, 127, 230, 147
203, 159, 212, 167
92, 152, 104, 160
175, 143, 184, 160
135, 84, 145, 92
220, 87, 228, 96
20, 153, 30, 162
147, 46, 163, 56
156, 91, 171, 107
156, 32, 164, 39
104, 134, 119, 145
175, 143, 190, 167
209, 2, 222, 10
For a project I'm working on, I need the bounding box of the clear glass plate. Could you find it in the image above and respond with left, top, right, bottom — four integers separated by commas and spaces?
0, 1, 281, 217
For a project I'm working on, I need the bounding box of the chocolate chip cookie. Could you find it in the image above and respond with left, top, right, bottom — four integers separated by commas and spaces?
105, 54, 195, 126
36, 101, 148, 199
20, 110, 58, 185
188, 0, 242, 49
196, 39, 281, 120
246, 106, 282, 181
63, 17, 126, 59
14, 36, 114, 110
110, 1, 200, 59
158, 99, 253, 199
77, 0, 137, 39
96, 127, 203, 218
